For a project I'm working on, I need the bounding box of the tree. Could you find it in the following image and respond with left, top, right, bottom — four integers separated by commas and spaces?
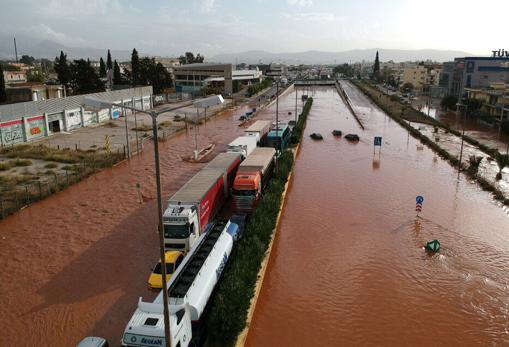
27, 69, 44, 83
40, 58, 54, 74
69, 59, 105, 94
54, 51, 71, 87
113, 60, 123, 85
373, 51, 381, 81
0, 64, 6, 103
440, 95, 458, 111
333, 63, 355, 78
20, 55, 35, 66
107, 49, 113, 70
402, 82, 414, 91
131, 48, 140, 86
179, 52, 205, 65
136, 57, 172, 94
495, 154, 509, 180
99, 57, 107, 77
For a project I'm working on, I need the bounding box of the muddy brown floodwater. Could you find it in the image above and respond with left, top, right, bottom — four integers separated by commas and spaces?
246, 85, 509, 346
0, 88, 298, 347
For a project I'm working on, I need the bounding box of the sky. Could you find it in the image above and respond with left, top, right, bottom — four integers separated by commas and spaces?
0, 0, 507, 57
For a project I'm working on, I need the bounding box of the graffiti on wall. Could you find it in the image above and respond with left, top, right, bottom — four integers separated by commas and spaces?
1, 120, 24, 146
67, 109, 82, 130
27, 116, 45, 140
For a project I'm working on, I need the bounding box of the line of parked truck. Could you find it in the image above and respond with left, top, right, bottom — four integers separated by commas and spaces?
120, 119, 293, 347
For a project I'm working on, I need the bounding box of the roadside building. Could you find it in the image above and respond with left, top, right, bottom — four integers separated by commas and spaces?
5, 83, 64, 103
401, 65, 427, 90
466, 82, 509, 122
154, 57, 181, 73
3, 70, 28, 84
0, 86, 152, 147
173, 63, 262, 94
266, 63, 287, 79
442, 57, 509, 97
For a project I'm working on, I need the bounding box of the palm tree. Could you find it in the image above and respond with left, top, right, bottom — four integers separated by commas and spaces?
495, 154, 509, 180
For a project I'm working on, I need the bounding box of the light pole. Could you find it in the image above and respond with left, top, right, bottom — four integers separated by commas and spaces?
84, 94, 224, 347
456, 99, 468, 173
294, 84, 298, 123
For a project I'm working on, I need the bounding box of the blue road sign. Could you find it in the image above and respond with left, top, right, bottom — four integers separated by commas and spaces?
374, 136, 382, 146
416, 196, 424, 204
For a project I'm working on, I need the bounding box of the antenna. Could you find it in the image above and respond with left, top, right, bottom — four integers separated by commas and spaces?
14, 37, 18, 63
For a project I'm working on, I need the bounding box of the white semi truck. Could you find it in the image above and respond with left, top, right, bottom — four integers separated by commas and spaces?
122, 220, 239, 347
227, 136, 257, 159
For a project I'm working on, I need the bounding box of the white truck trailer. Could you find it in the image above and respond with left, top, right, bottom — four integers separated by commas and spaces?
122, 220, 239, 347
244, 120, 271, 145
227, 136, 257, 159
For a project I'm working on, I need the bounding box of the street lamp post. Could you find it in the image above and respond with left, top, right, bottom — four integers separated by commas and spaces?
456, 99, 468, 173
84, 94, 224, 347
295, 85, 298, 123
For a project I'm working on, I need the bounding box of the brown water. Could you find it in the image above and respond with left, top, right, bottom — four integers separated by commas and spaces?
246, 85, 509, 346
0, 89, 298, 346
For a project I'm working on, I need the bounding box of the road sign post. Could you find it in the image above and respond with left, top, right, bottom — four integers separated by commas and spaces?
374, 136, 382, 154
416, 195, 424, 216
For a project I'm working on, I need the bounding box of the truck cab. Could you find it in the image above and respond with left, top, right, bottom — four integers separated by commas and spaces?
232, 173, 262, 211
122, 301, 192, 347
163, 205, 200, 253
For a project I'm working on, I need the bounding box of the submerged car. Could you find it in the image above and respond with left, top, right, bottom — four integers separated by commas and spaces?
148, 251, 184, 289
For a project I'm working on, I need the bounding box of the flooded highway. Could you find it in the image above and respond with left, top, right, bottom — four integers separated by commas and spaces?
0, 89, 297, 346
246, 85, 509, 346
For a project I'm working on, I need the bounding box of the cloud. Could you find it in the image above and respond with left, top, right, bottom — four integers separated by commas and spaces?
200, 0, 216, 13
281, 12, 345, 22
287, 0, 313, 7
22, 24, 86, 46
43, 0, 122, 16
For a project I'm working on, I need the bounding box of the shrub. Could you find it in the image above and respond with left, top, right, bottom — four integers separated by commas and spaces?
9, 158, 32, 167
0, 162, 12, 171
440, 95, 458, 111
44, 163, 58, 169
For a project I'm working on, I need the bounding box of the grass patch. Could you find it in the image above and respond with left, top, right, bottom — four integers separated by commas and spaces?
0, 162, 11, 171
159, 120, 172, 128
291, 98, 313, 145
44, 163, 58, 169
132, 124, 152, 132
105, 121, 120, 127
9, 158, 32, 167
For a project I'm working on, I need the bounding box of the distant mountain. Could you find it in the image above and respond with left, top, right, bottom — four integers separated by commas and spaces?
209, 49, 476, 65
0, 37, 137, 61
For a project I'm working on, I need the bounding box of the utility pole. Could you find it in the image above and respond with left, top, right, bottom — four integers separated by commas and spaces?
122, 102, 131, 159
295, 85, 298, 123
150, 111, 172, 347
458, 102, 467, 174
275, 79, 280, 174
427, 85, 431, 118
13, 37, 18, 63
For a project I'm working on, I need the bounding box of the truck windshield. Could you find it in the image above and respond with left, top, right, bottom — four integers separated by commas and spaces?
232, 188, 256, 197
164, 223, 190, 239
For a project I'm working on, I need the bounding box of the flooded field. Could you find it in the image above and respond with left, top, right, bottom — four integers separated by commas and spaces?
0, 88, 297, 346
246, 85, 509, 346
